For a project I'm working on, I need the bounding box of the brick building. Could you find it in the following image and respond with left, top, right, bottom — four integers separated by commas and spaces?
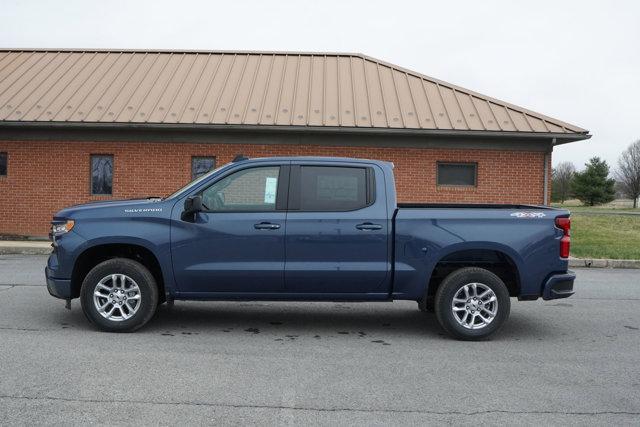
0, 49, 589, 236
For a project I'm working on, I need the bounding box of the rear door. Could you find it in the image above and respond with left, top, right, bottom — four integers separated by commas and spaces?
284, 162, 390, 294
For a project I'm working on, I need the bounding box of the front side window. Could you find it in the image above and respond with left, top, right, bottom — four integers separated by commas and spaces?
91, 155, 113, 195
0, 152, 6, 177
192, 156, 216, 179
437, 162, 477, 186
201, 166, 280, 211
300, 166, 368, 211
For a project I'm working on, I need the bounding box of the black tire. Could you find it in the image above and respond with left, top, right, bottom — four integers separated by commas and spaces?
434, 267, 510, 340
80, 258, 159, 332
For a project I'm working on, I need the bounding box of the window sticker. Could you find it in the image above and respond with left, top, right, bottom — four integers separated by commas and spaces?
264, 176, 278, 204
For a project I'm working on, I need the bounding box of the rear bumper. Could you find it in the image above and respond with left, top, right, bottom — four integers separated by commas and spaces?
45, 267, 72, 300
542, 270, 575, 300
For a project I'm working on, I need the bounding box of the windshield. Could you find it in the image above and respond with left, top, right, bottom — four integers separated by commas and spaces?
166, 163, 231, 200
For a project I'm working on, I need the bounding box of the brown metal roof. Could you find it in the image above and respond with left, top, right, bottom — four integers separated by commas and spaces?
0, 49, 588, 136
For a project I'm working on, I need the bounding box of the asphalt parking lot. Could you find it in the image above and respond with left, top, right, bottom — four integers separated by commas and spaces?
0, 255, 639, 425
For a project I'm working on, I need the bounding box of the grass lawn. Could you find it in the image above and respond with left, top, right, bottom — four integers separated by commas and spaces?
553, 205, 639, 214
552, 199, 638, 213
569, 213, 640, 260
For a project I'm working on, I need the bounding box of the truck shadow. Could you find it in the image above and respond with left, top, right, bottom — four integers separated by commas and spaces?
149, 301, 442, 338
132, 301, 562, 341
44, 300, 567, 341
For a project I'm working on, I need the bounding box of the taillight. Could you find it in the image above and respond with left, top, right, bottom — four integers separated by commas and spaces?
555, 217, 571, 258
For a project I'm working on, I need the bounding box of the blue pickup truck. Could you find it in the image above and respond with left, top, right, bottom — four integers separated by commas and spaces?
46, 156, 574, 340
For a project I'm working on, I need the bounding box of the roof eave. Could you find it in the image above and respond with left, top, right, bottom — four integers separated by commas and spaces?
552, 133, 592, 145
0, 121, 590, 142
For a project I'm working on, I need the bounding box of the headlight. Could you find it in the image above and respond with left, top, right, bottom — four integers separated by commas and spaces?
51, 220, 75, 236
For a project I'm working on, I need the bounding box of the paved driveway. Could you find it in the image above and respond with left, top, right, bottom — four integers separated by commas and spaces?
0, 255, 639, 425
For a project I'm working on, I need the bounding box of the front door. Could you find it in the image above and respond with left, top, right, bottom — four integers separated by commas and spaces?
284, 163, 390, 294
171, 164, 288, 294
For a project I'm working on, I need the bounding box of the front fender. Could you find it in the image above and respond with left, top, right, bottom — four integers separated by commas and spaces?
83, 235, 173, 289
53, 234, 175, 297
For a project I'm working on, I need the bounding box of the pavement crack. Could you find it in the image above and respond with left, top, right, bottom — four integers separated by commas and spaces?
0, 394, 638, 417
0, 285, 16, 292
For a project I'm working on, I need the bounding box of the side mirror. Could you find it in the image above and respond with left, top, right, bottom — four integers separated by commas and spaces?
182, 195, 203, 221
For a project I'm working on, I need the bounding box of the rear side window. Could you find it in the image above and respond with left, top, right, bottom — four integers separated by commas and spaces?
299, 166, 369, 211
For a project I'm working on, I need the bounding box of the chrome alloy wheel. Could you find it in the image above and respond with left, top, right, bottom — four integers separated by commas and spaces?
451, 282, 498, 330
93, 274, 142, 321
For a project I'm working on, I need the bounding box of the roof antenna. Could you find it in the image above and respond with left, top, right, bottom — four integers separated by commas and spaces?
233, 154, 248, 162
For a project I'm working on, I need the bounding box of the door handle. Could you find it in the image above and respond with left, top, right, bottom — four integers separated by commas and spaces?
356, 222, 382, 230
254, 222, 281, 230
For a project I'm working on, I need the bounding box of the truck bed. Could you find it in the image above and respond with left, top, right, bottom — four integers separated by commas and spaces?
392, 204, 569, 301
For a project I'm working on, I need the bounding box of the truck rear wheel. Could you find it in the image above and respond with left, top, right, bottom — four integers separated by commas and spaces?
80, 258, 158, 332
434, 267, 510, 340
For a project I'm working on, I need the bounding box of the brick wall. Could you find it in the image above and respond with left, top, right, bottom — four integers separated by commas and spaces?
0, 139, 548, 236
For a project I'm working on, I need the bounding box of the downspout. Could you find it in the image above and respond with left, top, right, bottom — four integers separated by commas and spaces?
543, 138, 555, 206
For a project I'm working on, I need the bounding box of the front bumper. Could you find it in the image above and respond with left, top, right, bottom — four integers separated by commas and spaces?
45, 266, 72, 299
542, 270, 575, 300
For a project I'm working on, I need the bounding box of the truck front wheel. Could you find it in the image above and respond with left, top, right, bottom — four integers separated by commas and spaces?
80, 258, 159, 332
434, 267, 510, 340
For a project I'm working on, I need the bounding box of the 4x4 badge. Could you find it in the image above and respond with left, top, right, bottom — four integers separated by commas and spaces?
510, 211, 546, 218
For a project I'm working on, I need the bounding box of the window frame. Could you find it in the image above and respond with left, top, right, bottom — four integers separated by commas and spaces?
0, 152, 7, 177
436, 162, 478, 187
288, 165, 376, 212
197, 165, 289, 213
191, 156, 217, 180
90, 154, 114, 196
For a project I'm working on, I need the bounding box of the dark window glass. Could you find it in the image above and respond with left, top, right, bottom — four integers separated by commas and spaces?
437, 163, 477, 186
91, 155, 113, 195
300, 166, 367, 211
201, 166, 280, 211
0, 152, 6, 176
192, 157, 216, 179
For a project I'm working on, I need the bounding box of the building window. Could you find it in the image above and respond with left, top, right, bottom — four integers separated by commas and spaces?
91, 155, 113, 195
0, 152, 6, 177
437, 162, 477, 186
192, 157, 216, 179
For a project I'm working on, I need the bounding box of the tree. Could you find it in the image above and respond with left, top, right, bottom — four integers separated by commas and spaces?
616, 140, 640, 208
571, 157, 616, 206
551, 161, 575, 203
